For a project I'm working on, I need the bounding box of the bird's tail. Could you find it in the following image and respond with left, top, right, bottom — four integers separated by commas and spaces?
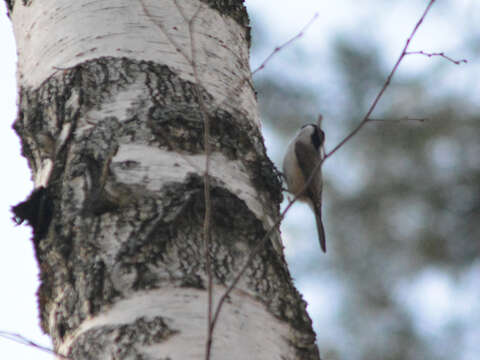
314, 210, 326, 253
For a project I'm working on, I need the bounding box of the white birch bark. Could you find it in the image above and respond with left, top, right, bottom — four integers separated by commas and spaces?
7, 0, 320, 359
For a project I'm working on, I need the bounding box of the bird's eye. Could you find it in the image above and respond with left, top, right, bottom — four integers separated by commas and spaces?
318, 129, 325, 142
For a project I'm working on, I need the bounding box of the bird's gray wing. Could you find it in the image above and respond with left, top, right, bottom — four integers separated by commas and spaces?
295, 141, 327, 252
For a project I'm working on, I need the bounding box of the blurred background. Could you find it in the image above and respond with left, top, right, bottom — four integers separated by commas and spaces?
1, 1, 479, 359
247, 1, 480, 360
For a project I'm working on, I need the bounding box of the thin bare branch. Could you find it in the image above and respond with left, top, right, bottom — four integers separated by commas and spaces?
405, 50, 468, 65
139, 0, 192, 64
168, 2, 215, 359
210, 13, 319, 118
136, 2, 462, 360
186, 12, 215, 360
209, 189, 301, 330
137, 0, 210, 174
252, 13, 319, 76
199, 12, 320, 360
324, 0, 436, 160
202, 14, 321, 352
367, 116, 428, 123
138, 2, 214, 357
0, 331, 69, 359
209, 0, 443, 340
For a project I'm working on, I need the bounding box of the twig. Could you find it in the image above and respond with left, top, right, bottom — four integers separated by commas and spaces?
0, 331, 69, 359
252, 13, 319, 76
367, 116, 428, 123
139, 0, 192, 64
185, 10, 215, 348
203, 13, 320, 358
209, 0, 443, 341
405, 50, 468, 65
168, 2, 215, 359
138, 2, 214, 357
186, 7, 215, 360
212, 13, 319, 110
324, 0, 436, 160
209, 188, 304, 332
137, 0, 207, 174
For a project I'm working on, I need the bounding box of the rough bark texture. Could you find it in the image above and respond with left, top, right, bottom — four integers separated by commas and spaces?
8, 0, 320, 359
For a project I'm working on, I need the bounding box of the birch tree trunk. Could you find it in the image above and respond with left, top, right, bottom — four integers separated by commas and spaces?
7, 0, 320, 359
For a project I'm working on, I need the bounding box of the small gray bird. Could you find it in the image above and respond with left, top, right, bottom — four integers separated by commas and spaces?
282, 118, 326, 252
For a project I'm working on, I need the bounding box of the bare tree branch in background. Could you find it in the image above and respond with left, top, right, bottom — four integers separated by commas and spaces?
137, 1, 471, 359
213, 12, 319, 113
325, 0, 436, 160
170, 4, 216, 359
138, 3, 215, 358
405, 50, 468, 65
252, 13, 319, 75
367, 117, 427, 123
208, 0, 468, 348
0, 331, 68, 359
